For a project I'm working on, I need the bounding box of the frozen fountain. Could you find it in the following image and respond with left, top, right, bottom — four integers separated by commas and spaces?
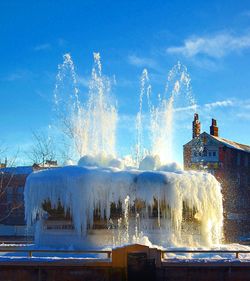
25, 164, 223, 249
24, 53, 223, 250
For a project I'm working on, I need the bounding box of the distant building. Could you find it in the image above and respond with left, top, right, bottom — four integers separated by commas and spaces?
184, 114, 250, 242
0, 161, 58, 236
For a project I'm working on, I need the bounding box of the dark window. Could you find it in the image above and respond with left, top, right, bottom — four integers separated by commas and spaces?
237, 153, 241, 166
237, 173, 241, 185
213, 151, 216, 157
244, 156, 248, 167
244, 175, 248, 187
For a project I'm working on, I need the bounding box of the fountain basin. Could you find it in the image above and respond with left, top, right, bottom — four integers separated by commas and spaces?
24, 165, 223, 249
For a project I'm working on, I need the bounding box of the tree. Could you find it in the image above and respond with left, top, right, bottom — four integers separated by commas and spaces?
0, 141, 7, 163
28, 131, 56, 166
0, 147, 23, 224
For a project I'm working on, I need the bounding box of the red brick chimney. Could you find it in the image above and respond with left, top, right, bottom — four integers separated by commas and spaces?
210, 118, 219, 137
192, 113, 201, 138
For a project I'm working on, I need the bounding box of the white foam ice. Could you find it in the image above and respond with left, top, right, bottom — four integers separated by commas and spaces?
24, 163, 223, 248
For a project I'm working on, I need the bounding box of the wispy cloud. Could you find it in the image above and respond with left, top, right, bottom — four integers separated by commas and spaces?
236, 112, 250, 120
174, 99, 233, 112
77, 76, 90, 88
4, 72, 25, 81
34, 39, 67, 51
58, 38, 67, 47
167, 32, 250, 58
204, 99, 233, 109
2, 69, 33, 81
241, 10, 250, 17
174, 99, 236, 117
128, 55, 157, 69
34, 43, 51, 51
174, 104, 197, 113
118, 113, 136, 132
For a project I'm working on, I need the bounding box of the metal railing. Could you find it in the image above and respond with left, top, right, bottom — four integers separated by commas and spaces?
0, 241, 34, 245
0, 248, 112, 258
161, 250, 250, 259
0, 247, 250, 260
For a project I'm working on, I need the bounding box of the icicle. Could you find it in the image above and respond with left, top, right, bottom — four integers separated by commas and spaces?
24, 165, 223, 247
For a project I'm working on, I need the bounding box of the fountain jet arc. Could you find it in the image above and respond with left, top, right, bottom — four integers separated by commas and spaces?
54, 53, 117, 163
135, 62, 196, 165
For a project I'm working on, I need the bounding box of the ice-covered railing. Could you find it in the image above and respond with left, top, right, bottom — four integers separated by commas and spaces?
24, 165, 223, 246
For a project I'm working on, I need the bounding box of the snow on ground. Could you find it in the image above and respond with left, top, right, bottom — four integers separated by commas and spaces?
0, 243, 250, 262
163, 243, 250, 260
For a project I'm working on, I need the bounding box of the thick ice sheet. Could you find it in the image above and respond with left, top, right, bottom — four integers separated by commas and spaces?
25, 165, 223, 247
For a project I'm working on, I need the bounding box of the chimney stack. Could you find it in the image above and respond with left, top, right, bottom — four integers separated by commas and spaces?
192, 113, 201, 138
210, 118, 219, 137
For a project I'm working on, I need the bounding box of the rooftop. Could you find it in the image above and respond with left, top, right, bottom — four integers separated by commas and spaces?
211, 135, 250, 153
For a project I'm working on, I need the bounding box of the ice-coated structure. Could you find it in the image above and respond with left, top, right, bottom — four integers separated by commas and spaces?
24, 161, 223, 249
24, 54, 223, 250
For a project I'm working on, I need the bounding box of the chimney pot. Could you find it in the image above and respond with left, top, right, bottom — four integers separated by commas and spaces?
210, 118, 219, 137
192, 113, 201, 138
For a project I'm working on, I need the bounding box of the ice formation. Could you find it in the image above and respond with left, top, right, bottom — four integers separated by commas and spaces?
78, 154, 124, 169
25, 164, 223, 247
25, 54, 224, 250
139, 155, 161, 170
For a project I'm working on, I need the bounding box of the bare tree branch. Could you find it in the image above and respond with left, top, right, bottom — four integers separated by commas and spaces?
28, 131, 56, 166
0, 146, 23, 223
0, 202, 23, 223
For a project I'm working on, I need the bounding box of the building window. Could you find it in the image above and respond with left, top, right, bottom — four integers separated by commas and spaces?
237, 152, 241, 166
6, 186, 13, 203
237, 173, 241, 186
17, 186, 24, 201
209, 152, 212, 157
244, 155, 248, 167
213, 151, 216, 157
243, 175, 248, 187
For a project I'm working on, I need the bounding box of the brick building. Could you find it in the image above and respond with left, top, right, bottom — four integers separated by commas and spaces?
183, 114, 250, 242
0, 161, 58, 236
0, 166, 33, 226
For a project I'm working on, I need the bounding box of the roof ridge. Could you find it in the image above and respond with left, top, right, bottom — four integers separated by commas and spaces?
212, 135, 250, 152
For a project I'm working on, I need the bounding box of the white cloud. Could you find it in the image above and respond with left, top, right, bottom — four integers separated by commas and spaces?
174, 99, 233, 113
58, 38, 67, 47
167, 32, 250, 58
77, 76, 90, 88
174, 104, 198, 113
4, 72, 24, 81
2, 69, 33, 81
34, 43, 51, 51
241, 10, 250, 17
236, 112, 250, 120
128, 55, 157, 68
204, 99, 234, 109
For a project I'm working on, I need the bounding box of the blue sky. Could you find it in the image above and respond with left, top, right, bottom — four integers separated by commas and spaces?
0, 0, 250, 165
